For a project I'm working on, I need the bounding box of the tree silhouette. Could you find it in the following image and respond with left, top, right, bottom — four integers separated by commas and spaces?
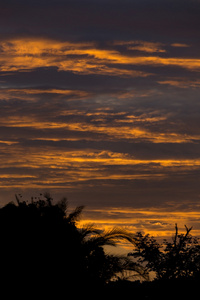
0, 193, 146, 297
78, 225, 148, 283
129, 224, 200, 280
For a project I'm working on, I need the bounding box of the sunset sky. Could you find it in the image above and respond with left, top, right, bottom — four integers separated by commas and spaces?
1, 0, 200, 239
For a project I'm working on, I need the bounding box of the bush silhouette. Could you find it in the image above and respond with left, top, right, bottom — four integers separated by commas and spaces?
129, 224, 200, 280
0, 193, 146, 297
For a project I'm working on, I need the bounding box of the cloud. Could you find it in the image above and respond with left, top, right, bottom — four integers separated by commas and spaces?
80, 205, 200, 239
0, 38, 152, 77
112, 40, 166, 53
171, 43, 190, 48
128, 41, 166, 53
158, 79, 200, 88
1, 38, 200, 80
0, 0, 200, 240
1, 0, 200, 43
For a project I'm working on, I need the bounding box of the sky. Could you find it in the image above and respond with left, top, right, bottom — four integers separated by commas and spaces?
1, 0, 200, 239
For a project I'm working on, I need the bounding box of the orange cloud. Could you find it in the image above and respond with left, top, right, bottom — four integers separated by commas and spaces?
65, 122, 200, 143
1, 109, 200, 143
171, 43, 190, 48
1, 38, 199, 77
112, 40, 166, 53
158, 79, 200, 88
0, 88, 91, 101
128, 41, 166, 53
0, 38, 150, 77
79, 206, 200, 239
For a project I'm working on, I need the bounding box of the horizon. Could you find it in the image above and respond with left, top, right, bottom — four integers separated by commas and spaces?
1, 0, 200, 241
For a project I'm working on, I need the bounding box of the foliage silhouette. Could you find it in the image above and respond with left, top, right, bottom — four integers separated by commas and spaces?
0, 193, 146, 297
106, 225, 200, 299
129, 224, 200, 280
1, 194, 200, 298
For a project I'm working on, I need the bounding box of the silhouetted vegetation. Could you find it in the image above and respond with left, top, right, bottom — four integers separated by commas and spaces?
0, 194, 200, 298
129, 224, 200, 280
0, 193, 145, 297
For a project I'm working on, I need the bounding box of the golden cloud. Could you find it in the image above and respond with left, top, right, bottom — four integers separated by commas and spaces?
128, 41, 166, 53
0, 38, 150, 77
0, 108, 199, 143
1, 38, 200, 77
0, 88, 91, 101
79, 206, 200, 239
158, 79, 200, 88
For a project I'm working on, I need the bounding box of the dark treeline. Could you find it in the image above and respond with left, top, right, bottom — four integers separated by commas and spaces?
0, 194, 199, 299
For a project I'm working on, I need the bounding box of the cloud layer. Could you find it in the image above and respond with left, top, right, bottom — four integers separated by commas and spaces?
1, 0, 200, 237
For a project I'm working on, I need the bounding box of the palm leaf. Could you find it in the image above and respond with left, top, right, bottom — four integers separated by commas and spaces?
84, 227, 136, 249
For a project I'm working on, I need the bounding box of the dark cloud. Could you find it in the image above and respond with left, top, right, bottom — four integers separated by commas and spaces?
0, 0, 200, 42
